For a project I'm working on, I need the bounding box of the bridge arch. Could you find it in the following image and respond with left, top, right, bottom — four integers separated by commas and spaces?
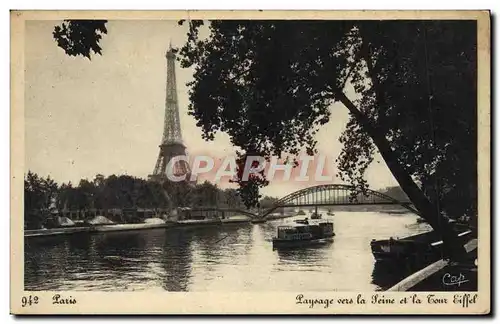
260, 184, 419, 218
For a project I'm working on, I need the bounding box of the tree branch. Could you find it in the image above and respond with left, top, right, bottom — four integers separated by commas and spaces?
336, 91, 466, 259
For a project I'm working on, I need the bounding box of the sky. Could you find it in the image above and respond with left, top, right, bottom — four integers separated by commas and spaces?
25, 19, 399, 197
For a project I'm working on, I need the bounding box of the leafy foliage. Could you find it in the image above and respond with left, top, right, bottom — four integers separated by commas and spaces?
47, 20, 477, 255
25, 171, 254, 228
337, 21, 477, 219
47, 20, 477, 223
178, 20, 350, 157
24, 171, 58, 228
177, 20, 353, 207
53, 20, 108, 59
177, 20, 477, 224
379, 186, 410, 202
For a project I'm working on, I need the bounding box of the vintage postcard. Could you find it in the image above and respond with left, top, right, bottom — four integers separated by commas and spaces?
10, 10, 490, 315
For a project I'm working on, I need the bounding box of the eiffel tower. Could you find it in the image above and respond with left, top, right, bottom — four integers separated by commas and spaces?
148, 43, 192, 183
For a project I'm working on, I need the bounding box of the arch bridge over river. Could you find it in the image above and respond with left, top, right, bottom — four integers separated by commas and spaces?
196, 184, 418, 220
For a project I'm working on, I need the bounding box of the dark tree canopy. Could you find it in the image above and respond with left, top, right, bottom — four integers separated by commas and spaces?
177, 20, 477, 221
48, 19, 478, 257
24, 171, 253, 229
336, 21, 477, 219
53, 20, 108, 59
177, 20, 477, 257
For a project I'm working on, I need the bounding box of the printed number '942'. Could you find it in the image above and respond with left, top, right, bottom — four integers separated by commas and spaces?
21, 295, 39, 307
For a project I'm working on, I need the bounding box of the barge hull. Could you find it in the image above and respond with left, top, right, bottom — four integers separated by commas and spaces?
370, 229, 474, 262
273, 235, 335, 249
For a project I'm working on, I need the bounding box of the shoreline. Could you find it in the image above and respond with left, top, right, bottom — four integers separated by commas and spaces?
24, 217, 254, 238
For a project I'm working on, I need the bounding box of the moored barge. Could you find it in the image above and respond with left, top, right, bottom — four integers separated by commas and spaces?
370, 228, 473, 262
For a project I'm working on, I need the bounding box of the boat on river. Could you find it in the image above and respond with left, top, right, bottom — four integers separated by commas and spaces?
297, 210, 306, 216
294, 218, 309, 224
311, 212, 322, 219
370, 227, 473, 263
272, 220, 335, 249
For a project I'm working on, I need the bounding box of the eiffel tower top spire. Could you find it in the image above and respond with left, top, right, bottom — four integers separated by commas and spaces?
149, 43, 192, 182
162, 41, 182, 144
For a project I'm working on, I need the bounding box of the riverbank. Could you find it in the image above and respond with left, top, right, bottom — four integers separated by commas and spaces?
25, 216, 252, 238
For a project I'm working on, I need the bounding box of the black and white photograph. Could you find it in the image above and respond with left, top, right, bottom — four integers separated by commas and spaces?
11, 10, 490, 314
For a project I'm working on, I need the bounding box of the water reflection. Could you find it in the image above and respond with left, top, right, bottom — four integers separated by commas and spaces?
25, 212, 430, 291
276, 242, 334, 266
371, 260, 418, 290
161, 229, 192, 291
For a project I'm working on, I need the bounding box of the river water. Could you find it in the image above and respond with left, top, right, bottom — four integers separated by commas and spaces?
25, 210, 431, 292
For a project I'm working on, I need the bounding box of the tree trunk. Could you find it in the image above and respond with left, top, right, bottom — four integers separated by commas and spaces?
337, 92, 467, 260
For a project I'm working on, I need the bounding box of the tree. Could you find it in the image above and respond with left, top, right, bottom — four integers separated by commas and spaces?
56, 181, 74, 211
53, 20, 108, 59
49, 19, 477, 258
136, 180, 168, 209
176, 20, 476, 259
24, 171, 42, 213
24, 171, 58, 212
24, 171, 59, 228
77, 179, 97, 209
380, 186, 410, 203
190, 181, 219, 207
259, 196, 278, 209
163, 181, 193, 208
222, 188, 243, 208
